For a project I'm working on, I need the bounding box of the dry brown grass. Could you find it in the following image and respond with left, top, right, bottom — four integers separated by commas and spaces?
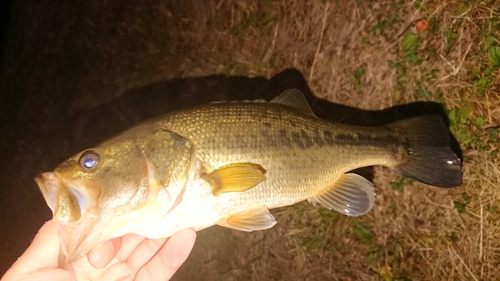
163, 0, 500, 280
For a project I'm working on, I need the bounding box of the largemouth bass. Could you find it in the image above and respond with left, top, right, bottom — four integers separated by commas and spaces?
35, 89, 462, 268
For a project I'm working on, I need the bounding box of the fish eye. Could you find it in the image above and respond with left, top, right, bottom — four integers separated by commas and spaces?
79, 151, 99, 171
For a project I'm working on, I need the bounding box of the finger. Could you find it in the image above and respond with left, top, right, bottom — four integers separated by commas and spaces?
95, 236, 167, 281
87, 237, 122, 269
114, 234, 147, 261
135, 229, 196, 281
14, 220, 60, 269
127, 237, 168, 270
83, 234, 143, 278
2, 220, 75, 281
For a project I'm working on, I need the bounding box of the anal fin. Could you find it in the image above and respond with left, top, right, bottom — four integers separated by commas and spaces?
202, 162, 267, 195
217, 206, 277, 231
309, 173, 375, 217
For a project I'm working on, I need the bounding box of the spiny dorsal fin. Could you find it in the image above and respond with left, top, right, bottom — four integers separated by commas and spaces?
308, 173, 375, 217
270, 89, 315, 116
217, 206, 277, 231
202, 162, 267, 195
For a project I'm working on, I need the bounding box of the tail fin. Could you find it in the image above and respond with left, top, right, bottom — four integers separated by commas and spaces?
386, 116, 462, 188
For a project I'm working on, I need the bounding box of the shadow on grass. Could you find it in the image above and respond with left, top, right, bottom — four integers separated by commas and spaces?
78, 67, 462, 157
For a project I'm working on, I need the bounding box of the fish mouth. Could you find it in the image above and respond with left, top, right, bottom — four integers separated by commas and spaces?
35, 172, 103, 268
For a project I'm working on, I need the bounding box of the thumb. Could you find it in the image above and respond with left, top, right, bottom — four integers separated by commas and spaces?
13, 220, 61, 270
1, 220, 74, 281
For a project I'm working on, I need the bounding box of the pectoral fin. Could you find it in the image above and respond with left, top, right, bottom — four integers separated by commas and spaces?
217, 206, 277, 231
202, 163, 267, 195
308, 173, 375, 217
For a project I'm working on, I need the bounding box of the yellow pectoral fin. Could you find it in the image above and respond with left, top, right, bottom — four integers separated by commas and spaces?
308, 173, 375, 217
202, 162, 267, 195
217, 206, 277, 231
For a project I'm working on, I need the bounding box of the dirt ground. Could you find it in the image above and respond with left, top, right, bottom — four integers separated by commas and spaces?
1, 0, 499, 280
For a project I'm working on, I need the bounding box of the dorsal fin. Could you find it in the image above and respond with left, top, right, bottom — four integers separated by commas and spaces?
270, 89, 316, 116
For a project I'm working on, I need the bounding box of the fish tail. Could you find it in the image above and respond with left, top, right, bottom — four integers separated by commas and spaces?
386, 116, 462, 188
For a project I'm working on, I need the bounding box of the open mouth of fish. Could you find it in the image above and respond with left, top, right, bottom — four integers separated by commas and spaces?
35, 172, 102, 268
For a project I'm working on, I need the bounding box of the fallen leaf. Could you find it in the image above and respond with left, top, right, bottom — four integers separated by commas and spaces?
416, 19, 430, 33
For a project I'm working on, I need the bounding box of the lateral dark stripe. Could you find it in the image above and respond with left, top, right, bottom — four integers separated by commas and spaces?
333, 133, 402, 146
261, 128, 404, 150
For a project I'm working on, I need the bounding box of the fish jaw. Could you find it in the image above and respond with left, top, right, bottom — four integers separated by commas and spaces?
34, 170, 189, 268
35, 172, 60, 214
35, 172, 109, 268
35, 172, 98, 223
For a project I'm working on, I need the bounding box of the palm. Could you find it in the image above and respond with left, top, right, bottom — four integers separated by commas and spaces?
1, 221, 195, 281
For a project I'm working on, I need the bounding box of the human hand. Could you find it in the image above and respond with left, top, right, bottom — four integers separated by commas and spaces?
1, 220, 196, 281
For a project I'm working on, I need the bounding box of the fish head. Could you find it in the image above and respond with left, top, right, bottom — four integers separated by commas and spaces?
35, 129, 194, 268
